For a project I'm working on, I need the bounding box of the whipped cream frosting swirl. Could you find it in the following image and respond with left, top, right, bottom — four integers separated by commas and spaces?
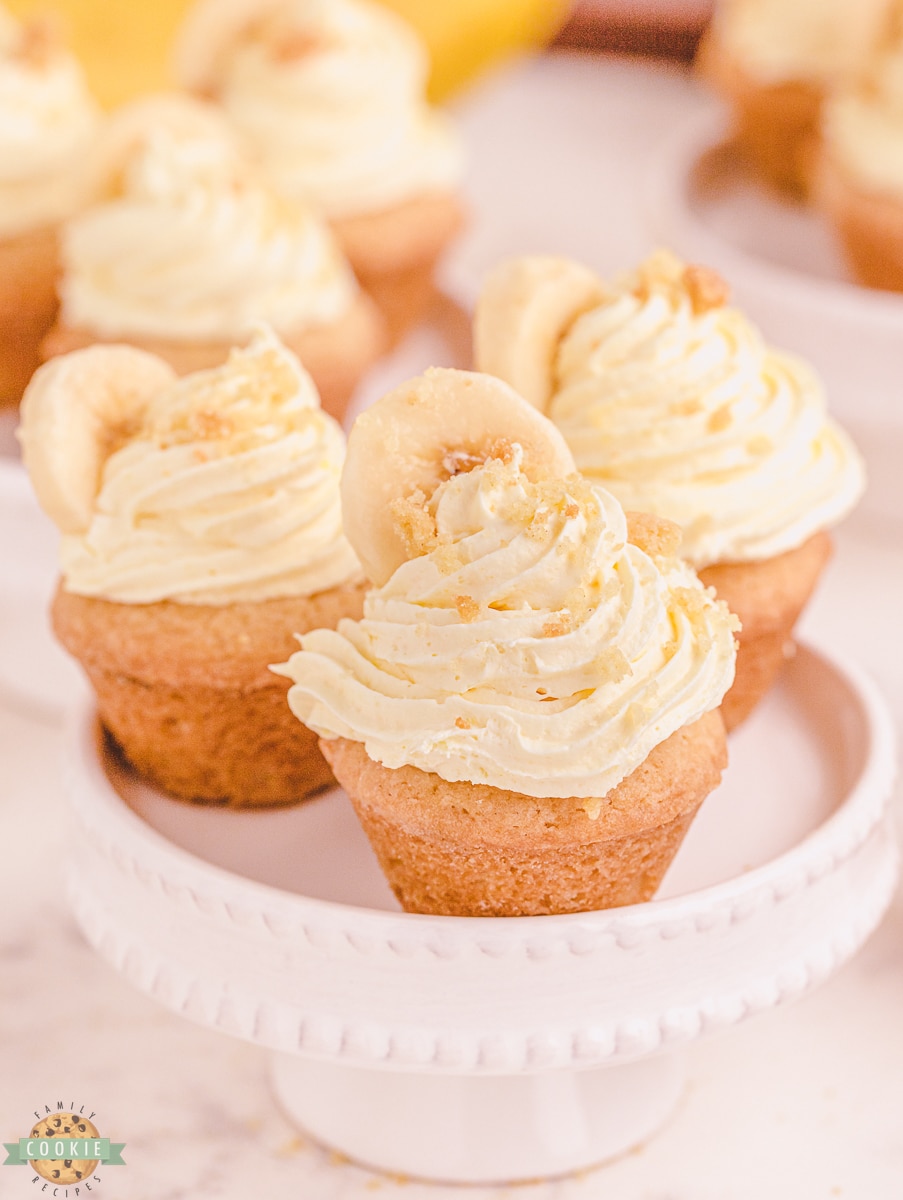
825, 43, 903, 198
61, 330, 360, 605
209, 0, 463, 219
0, 8, 98, 238
278, 449, 736, 804
548, 260, 865, 568
711, 0, 891, 86
60, 95, 356, 341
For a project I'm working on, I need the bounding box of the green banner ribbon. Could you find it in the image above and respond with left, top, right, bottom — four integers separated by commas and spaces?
3, 1139, 126, 1166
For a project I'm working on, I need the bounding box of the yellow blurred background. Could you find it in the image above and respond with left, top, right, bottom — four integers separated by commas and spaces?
7, 0, 571, 104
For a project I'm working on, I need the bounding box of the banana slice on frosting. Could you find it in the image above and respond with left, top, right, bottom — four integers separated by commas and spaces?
473, 256, 606, 412
341, 367, 576, 585
18, 345, 176, 535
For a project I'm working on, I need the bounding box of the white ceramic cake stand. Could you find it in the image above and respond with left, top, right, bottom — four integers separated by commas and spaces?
64, 642, 897, 1185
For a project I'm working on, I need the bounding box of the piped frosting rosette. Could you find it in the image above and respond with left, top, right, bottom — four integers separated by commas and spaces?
20, 327, 360, 605
174, 0, 463, 220
476, 252, 865, 569
0, 6, 98, 238
59, 94, 356, 342
278, 368, 737, 810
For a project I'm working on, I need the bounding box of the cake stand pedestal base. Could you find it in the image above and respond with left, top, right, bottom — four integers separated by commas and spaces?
270, 1051, 686, 1184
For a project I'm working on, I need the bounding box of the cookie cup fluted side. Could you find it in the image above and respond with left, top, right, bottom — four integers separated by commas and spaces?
696, 30, 823, 198
700, 531, 832, 731
320, 710, 728, 917
40, 292, 386, 424
53, 581, 365, 806
0, 227, 59, 407
816, 152, 903, 292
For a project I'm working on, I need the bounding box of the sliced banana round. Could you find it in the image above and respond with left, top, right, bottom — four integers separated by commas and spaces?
173, 0, 287, 94
19, 345, 176, 535
474, 256, 606, 411
342, 367, 577, 585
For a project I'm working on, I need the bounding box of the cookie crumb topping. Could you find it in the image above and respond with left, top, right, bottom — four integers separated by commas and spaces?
625, 511, 682, 558
454, 594, 480, 623
682, 264, 730, 314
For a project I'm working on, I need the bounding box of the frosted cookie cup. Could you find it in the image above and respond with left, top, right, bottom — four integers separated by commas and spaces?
41, 94, 386, 422
0, 9, 97, 406
818, 22, 903, 292
19, 328, 364, 806
697, 0, 890, 197
475, 253, 865, 729
275, 369, 737, 916
175, 0, 466, 341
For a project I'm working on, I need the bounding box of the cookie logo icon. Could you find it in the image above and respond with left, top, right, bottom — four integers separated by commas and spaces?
28, 1114, 100, 1185
3, 1102, 125, 1192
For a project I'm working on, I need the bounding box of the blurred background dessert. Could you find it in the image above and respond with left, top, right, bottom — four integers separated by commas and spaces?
819, 3, 903, 291
174, 0, 467, 342
41, 93, 385, 420
697, 0, 891, 197
0, 5, 97, 407
4, 0, 570, 104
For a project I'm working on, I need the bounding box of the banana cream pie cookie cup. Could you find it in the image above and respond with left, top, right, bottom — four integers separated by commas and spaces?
475, 252, 865, 730
42, 93, 386, 422
819, 12, 903, 291
19, 328, 364, 806
175, 0, 466, 340
0, 8, 97, 407
275, 369, 737, 916
698, 0, 891, 197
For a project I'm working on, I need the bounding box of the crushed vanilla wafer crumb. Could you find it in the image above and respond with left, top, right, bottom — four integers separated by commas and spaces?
682, 264, 730, 314
593, 647, 632, 685
626, 511, 681, 558
390, 490, 438, 557
454, 595, 480, 623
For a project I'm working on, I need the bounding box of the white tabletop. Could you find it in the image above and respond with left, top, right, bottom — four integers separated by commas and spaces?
2, 53, 902, 1199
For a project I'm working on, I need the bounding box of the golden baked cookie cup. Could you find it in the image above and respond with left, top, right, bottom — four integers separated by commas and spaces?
817, 151, 903, 292
0, 227, 59, 407
699, 531, 833, 731
331, 192, 467, 343
322, 712, 727, 917
696, 30, 823, 198
54, 583, 365, 806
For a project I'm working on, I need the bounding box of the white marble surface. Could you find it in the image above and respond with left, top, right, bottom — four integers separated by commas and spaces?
2, 52, 903, 1199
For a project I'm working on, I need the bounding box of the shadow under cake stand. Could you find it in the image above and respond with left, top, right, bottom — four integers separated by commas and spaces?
64, 642, 897, 1185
